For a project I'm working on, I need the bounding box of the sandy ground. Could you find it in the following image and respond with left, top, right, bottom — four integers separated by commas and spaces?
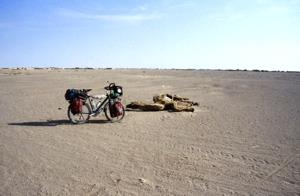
0, 69, 299, 196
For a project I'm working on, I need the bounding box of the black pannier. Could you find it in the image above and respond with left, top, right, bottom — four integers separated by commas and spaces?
65, 89, 77, 101
65, 89, 87, 101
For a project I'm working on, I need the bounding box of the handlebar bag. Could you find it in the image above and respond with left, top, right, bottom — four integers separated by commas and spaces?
110, 86, 123, 98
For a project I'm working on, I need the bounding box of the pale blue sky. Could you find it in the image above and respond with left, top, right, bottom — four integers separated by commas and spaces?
0, 0, 299, 71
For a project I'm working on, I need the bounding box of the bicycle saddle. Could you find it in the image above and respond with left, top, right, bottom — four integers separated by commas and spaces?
82, 89, 92, 92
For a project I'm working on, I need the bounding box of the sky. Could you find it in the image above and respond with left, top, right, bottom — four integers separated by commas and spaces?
0, 0, 299, 71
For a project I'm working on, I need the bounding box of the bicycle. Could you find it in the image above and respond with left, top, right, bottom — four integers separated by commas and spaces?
66, 83, 125, 124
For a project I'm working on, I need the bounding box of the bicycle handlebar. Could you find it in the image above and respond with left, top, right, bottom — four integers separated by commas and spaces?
104, 83, 115, 90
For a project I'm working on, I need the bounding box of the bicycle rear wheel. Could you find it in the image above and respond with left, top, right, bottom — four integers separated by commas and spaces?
67, 103, 91, 124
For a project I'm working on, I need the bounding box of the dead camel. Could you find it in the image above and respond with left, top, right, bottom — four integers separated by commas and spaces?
126, 94, 198, 112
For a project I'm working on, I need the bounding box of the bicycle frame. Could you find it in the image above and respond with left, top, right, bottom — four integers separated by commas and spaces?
86, 89, 120, 115
85, 95, 109, 115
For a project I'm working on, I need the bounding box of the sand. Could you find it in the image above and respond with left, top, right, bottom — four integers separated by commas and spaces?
0, 69, 299, 195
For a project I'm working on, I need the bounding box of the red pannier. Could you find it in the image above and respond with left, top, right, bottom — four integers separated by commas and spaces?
110, 101, 123, 117
70, 98, 83, 114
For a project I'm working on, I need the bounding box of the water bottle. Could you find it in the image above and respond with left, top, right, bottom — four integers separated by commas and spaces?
91, 98, 96, 109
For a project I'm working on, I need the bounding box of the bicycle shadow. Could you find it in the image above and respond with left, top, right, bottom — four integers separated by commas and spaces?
8, 119, 109, 126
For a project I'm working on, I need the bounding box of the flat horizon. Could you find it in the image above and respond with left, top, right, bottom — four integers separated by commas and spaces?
1, 66, 299, 72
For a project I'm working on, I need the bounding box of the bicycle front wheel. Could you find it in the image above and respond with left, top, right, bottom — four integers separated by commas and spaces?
67, 103, 91, 124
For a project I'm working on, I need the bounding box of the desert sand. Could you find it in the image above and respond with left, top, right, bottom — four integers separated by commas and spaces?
0, 69, 299, 195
